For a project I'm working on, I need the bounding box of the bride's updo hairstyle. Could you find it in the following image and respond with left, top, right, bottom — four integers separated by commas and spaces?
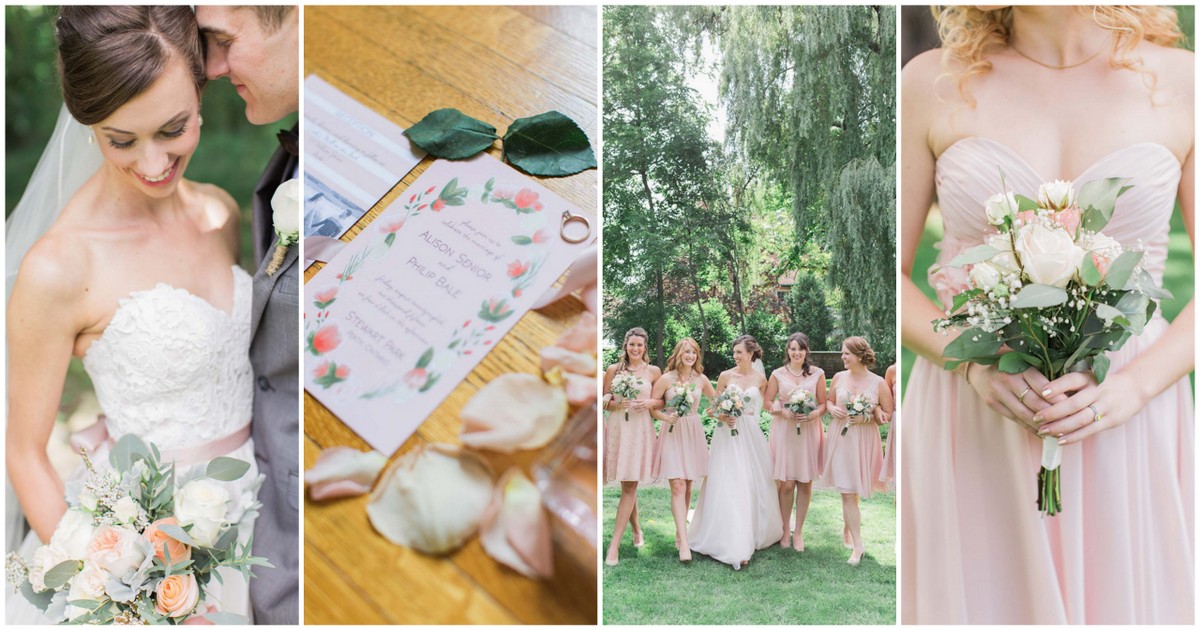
934, 6, 1184, 106
732, 335, 762, 362
842, 336, 877, 370
56, 6, 206, 125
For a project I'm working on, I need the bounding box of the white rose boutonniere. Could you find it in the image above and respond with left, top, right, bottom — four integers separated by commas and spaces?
267, 178, 300, 276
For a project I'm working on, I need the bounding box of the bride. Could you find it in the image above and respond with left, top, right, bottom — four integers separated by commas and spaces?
687, 335, 782, 569
900, 6, 1193, 624
6, 7, 258, 622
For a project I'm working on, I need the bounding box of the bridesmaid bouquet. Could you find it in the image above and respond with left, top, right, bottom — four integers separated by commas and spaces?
5, 436, 270, 624
783, 389, 817, 435
933, 177, 1170, 516
841, 394, 875, 436
715, 385, 750, 436
610, 371, 644, 421
663, 382, 696, 432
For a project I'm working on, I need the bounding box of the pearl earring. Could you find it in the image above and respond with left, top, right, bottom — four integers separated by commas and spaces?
88, 135, 94, 145
198, 115, 204, 127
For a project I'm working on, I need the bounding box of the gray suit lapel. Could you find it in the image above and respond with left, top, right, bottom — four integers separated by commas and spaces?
251, 239, 298, 337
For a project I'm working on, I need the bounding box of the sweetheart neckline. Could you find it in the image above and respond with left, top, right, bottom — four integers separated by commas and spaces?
81, 265, 247, 362
938, 137, 1182, 183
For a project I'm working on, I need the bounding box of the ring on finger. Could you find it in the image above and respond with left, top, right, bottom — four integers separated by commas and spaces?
1087, 403, 1103, 424
1017, 387, 1032, 403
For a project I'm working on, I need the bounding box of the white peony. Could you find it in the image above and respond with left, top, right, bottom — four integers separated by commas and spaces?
1037, 179, 1075, 210
1015, 223, 1085, 288
29, 544, 69, 592
112, 496, 141, 525
67, 561, 107, 607
175, 479, 230, 547
969, 262, 1003, 290
50, 509, 97, 561
984, 191, 1017, 225
86, 526, 146, 579
271, 178, 301, 238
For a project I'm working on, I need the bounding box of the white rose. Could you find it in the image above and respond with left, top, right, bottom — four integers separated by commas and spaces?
112, 496, 141, 525
50, 509, 96, 561
79, 492, 99, 513
175, 479, 230, 547
984, 191, 1017, 225
1015, 223, 1085, 288
271, 178, 301, 238
66, 562, 107, 614
969, 262, 1003, 290
1037, 179, 1075, 210
29, 544, 68, 592
86, 527, 146, 578
1080, 232, 1123, 263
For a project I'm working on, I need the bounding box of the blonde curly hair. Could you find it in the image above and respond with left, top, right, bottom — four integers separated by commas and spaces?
934, 6, 1185, 106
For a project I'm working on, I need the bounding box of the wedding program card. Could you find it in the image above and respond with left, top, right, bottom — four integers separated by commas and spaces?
304, 155, 595, 454
303, 74, 424, 241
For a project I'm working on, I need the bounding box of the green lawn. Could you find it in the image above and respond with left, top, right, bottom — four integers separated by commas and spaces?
601, 485, 896, 625
901, 207, 1194, 398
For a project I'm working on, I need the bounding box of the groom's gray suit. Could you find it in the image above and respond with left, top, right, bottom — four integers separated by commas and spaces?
248, 126, 299, 624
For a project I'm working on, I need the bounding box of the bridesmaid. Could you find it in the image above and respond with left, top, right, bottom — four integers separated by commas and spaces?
763, 332, 827, 552
879, 364, 897, 492
649, 338, 713, 562
821, 336, 892, 565
603, 327, 660, 566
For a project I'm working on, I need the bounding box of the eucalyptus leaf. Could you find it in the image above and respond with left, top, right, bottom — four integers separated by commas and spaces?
942, 244, 1001, 269
1131, 268, 1174, 300
1014, 194, 1039, 212
1103, 250, 1142, 290
206, 457, 251, 482
214, 526, 239, 551
1079, 255, 1102, 286
1092, 354, 1111, 383
943, 327, 1003, 361
950, 289, 981, 313
43, 560, 82, 591
1010, 284, 1068, 308
997, 352, 1032, 374
1077, 177, 1130, 232
1114, 291, 1150, 334
109, 434, 150, 473
403, 109, 497, 159
20, 581, 54, 609
158, 523, 197, 547
502, 111, 597, 176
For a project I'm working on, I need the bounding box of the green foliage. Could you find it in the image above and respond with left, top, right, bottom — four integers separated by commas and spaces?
403, 108, 498, 158
744, 309, 788, 369
785, 272, 835, 351
663, 299, 737, 373
502, 111, 597, 176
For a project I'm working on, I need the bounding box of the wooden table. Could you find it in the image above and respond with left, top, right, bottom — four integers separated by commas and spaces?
302, 5, 598, 625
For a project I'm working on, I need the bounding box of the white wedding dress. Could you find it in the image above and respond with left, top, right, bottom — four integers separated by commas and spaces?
6, 264, 259, 624
688, 387, 783, 569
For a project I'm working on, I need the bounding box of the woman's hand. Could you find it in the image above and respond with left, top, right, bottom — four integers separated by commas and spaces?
1034, 370, 1143, 445
805, 408, 823, 423
964, 363, 1061, 434
627, 398, 648, 412
828, 402, 850, 422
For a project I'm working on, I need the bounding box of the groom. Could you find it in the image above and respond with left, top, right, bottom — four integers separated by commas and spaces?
196, 6, 299, 624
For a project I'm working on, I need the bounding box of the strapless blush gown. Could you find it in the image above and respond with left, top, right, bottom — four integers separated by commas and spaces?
901, 139, 1194, 624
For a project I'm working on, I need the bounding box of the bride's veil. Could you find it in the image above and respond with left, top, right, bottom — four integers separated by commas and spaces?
5, 104, 101, 551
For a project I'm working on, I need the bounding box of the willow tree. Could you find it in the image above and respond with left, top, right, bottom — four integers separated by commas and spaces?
603, 5, 731, 364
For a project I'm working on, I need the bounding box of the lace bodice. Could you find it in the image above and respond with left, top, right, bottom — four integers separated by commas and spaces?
931, 139, 1180, 307
82, 265, 253, 445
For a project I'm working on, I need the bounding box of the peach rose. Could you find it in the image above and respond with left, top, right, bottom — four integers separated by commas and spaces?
155, 573, 200, 618
514, 188, 539, 210
312, 326, 341, 354
144, 517, 191, 564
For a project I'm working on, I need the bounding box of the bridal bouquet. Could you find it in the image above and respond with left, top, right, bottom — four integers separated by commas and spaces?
934, 177, 1168, 516
783, 389, 817, 435
841, 394, 875, 436
715, 385, 750, 437
6, 436, 271, 624
663, 382, 696, 432
609, 371, 643, 421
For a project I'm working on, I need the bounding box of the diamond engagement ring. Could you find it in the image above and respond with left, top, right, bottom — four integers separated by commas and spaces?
1088, 403, 1102, 424
1018, 387, 1032, 403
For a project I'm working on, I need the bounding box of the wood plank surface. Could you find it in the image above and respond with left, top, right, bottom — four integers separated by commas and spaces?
302, 5, 598, 625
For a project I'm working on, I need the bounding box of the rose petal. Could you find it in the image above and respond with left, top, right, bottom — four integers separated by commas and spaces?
540, 347, 597, 376
564, 372, 596, 406
555, 311, 597, 354
480, 469, 553, 579
304, 447, 388, 500
366, 444, 494, 554
461, 374, 568, 453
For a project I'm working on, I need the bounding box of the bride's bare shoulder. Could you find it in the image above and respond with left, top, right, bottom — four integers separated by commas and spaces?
183, 180, 240, 255
12, 228, 92, 307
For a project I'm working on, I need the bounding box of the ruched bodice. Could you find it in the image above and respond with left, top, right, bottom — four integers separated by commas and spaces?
81, 265, 254, 445
931, 139, 1181, 305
